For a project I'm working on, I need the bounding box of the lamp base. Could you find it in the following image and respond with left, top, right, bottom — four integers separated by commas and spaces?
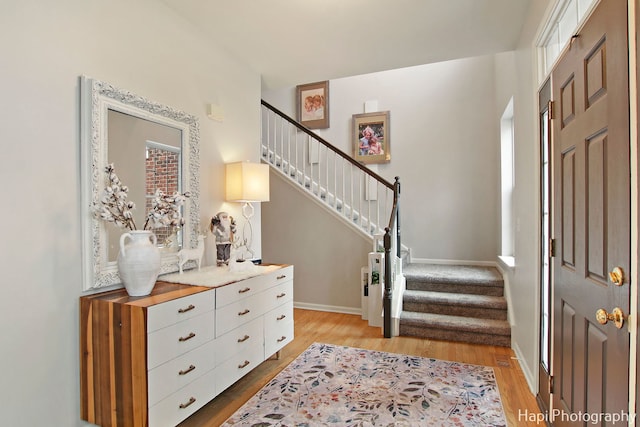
235, 202, 256, 261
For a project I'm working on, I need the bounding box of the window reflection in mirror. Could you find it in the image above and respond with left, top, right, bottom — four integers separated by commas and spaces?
107, 110, 182, 261
145, 142, 182, 248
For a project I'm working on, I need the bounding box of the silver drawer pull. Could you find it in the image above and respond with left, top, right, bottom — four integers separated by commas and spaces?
277, 314, 286, 321
276, 292, 286, 298
178, 304, 195, 314
237, 334, 250, 343
238, 287, 251, 293
179, 397, 196, 409
238, 360, 250, 369
178, 365, 196, 376
277, 336, 287, 343
238, 309, 250, 316
277, 275, 286, 280
178, 332, 196, 342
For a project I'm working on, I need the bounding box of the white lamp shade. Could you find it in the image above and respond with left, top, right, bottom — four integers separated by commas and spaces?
225, 161, 270, 202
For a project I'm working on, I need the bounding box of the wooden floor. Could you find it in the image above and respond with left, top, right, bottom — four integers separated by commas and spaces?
179, 309, 542, 426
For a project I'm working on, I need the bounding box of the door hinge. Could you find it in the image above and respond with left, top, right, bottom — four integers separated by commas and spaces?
549, 238, 556, 258
549, 375, 554, 394
548, 100, 554, 119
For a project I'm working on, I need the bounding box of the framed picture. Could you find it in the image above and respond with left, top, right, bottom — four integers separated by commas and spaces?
353, 111, 390, 164
296, 81, 329, 129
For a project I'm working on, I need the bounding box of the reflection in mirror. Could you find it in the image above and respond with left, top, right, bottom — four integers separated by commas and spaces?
106, 110, 183, 261
80, 76, 200, 290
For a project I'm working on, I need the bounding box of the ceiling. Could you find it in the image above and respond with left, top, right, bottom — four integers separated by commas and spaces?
161, 0, 533, 90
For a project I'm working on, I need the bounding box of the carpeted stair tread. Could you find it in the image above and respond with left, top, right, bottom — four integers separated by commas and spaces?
403, 290, 507, 309
399, 311, 512, 346
403, 263, 504, 286
402, 290, 508, 320
403, 264, 503, 295
403, 264, 503, 284
400, 311, 511, 336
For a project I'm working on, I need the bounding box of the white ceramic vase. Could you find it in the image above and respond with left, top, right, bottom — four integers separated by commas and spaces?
117, 230, 162, 297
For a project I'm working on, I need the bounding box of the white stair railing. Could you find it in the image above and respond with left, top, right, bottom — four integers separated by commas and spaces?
261, 101, 395, 238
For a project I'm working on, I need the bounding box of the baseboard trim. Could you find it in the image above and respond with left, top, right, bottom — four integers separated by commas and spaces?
512, 340, 537, 394
294, 301, 361, 316
408, 257, 498, 268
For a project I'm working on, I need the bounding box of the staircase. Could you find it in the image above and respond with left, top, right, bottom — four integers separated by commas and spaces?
261, 100, 512, 343
261, 100, 404, 337
399, 264, 511, 347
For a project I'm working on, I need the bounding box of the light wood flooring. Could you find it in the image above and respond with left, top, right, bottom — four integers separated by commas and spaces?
179, 309, 542, 426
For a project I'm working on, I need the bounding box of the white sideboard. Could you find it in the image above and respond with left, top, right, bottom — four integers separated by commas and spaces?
80, 264, 294, 427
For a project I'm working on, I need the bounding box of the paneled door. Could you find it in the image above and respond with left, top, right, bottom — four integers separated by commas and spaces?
551, 0, 630, 424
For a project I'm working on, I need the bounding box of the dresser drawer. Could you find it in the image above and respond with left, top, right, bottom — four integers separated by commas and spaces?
215, 274, 267, 308
262, 280, 293, 313
148, 366, 217, 427
147, 290, 214, 333
265, 306, 294, 358
215, 293, 262, 337
215, 342, 265, 393
148, 338, 217, 406
215, 265, 294, 308
268, 264, 293, 293
264, 303, 294, 332
215, 316, 264, 365
148, 310, 215, 370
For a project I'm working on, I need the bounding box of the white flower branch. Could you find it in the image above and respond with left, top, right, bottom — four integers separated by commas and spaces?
92, 164, 190, 232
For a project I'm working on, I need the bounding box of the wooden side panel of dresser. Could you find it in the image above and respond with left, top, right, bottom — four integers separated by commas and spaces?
80, 283, 209, 427
80, 297, 146, 426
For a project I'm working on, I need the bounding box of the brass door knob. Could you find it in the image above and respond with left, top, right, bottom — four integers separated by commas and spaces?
609, 267, 624, 286
595, 307, 625, 329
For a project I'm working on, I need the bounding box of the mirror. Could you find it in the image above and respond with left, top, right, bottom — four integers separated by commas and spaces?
80, 76, 200, 290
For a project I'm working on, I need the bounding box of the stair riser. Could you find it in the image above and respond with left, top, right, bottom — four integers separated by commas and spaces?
402, 302, 507, 320
406, 281, 504, 296
399, 324, 511, 347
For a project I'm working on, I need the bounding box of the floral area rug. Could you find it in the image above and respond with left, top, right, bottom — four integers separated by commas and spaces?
221, 342, 506, 426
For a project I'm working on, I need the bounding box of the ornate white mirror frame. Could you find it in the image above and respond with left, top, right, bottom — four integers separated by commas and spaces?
80, 76, 200, 290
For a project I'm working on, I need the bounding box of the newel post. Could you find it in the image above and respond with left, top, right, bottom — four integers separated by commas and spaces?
383, 177, 400, 338
383, 227, 392, 338
395, 176, 401, 258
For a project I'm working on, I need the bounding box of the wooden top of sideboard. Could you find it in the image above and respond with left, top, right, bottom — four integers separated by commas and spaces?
80, 263, 290, 308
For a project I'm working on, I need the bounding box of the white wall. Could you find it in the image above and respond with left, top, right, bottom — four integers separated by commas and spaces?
494, 0, 551, 391
0, 1, 261, 425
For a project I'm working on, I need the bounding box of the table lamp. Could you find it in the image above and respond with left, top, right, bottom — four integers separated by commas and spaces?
225, 161, 270, 260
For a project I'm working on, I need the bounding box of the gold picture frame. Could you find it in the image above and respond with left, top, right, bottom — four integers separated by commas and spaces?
353, 111, 390, 164
296, 81, 329, 129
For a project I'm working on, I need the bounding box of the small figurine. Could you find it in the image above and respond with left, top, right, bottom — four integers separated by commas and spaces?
177, 234, 206, 273
210, 211, 236, 266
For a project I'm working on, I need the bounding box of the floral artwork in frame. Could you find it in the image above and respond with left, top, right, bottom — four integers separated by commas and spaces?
353, 111, 390, 164
296, 81, 330, 129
